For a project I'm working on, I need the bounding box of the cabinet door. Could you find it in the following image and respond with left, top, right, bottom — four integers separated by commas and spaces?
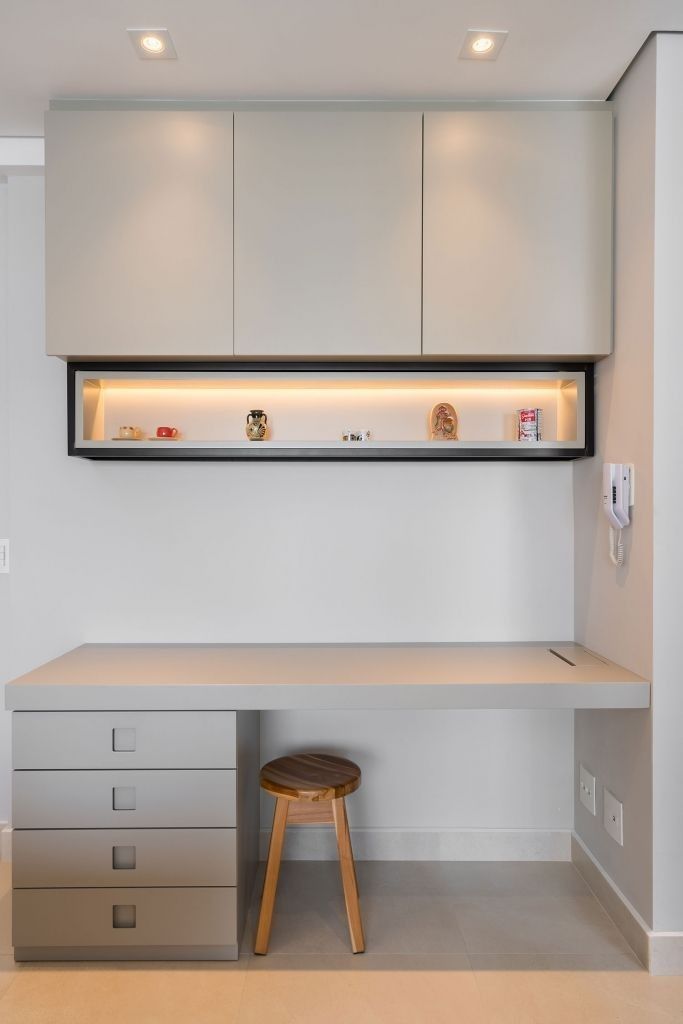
46, 110, 234, 358
234, 112, 422, 357
423, 110, 613, 358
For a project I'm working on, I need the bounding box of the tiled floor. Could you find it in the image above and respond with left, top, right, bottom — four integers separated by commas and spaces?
2, 858, 683, 1023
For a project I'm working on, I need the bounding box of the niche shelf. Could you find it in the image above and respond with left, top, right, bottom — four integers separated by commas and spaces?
68, 362, 594, 461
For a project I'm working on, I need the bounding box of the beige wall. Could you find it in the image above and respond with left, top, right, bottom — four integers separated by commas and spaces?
575, 32, 683, 934
651, 32, 683, 932
573, 37, 655, 925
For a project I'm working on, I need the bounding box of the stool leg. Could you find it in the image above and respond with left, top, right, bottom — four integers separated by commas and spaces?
332, 796, 365, 953
254, 796, 289, 954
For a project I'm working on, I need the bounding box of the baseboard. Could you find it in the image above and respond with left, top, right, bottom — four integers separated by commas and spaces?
648, 933, 683, 976
571, 833, 683, 975
0, 824, 11, 862
259, 827, 571, 862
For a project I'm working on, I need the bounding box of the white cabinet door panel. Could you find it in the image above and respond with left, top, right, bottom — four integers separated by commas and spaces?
46, 110, 234, 357
423, 110, 613, 358
234, 112, 422, 357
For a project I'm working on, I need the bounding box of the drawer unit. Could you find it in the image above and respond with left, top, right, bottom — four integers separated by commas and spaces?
13, 887, 237, 950
12, 829, 237, 888
11, 708, 260, 961
13, 770, 236, 828
13, 711, 236, 769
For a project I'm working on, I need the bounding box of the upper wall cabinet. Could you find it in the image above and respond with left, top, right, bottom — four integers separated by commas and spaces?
45, 111, 234, 358
422, 111, 613, 359
234, 112, 422, 357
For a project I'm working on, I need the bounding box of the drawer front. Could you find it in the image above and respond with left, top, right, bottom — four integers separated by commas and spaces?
13, 770, 236, 828
13, 887, 237, 947
13, 829, 237, 887
13, 711, 236, 769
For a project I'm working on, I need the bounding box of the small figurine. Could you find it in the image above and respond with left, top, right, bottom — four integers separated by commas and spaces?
246, 409, 268, 441
430, 403, 458, 441
342, 430, 372, 442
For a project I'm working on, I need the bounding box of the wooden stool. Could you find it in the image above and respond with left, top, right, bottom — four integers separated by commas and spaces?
254, 752, 365, 954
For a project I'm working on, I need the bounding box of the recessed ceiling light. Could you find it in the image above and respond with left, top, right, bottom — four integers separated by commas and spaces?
459, 29, 508, 61
127, 28, 177, 60
141, 35, 165, 54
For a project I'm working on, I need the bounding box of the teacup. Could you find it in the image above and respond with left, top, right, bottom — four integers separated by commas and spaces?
118, 426, 140, 440
156, 426, 178, 438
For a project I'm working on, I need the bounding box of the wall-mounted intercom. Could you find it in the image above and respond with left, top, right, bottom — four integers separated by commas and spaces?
602, 463, 634, 566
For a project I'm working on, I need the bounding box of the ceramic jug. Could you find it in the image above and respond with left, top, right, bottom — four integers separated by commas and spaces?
246, 409, 268, 441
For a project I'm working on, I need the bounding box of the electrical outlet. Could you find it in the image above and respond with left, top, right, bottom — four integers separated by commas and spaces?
579, 763, 596, 815
603, 788, 623, 845
0, 539, 9, 574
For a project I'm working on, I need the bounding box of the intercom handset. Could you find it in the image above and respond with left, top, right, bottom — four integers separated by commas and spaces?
602, 463, 633, 566
603, 463, 630, 529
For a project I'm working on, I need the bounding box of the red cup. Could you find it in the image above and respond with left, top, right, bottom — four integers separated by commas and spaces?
156, 426, 178, 438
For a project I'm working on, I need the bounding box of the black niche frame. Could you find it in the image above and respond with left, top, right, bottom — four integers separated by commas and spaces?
67, 360, 595, 461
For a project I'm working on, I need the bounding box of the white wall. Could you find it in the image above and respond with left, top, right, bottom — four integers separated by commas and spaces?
573, 36, 655, 925
0, 174, 576, 845
0, 182, 10, 816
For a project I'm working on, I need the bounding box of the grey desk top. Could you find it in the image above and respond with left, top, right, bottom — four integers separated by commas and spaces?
4, 642, 650, 711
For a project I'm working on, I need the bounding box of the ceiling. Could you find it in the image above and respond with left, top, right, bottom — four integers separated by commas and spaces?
1, 0, 682, 136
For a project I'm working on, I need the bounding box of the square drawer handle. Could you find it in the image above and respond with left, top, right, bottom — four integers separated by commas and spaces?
112, 845, 136, 870
112, 786, 136, 811
112, 905, 136, 929
112, 727, 136, 752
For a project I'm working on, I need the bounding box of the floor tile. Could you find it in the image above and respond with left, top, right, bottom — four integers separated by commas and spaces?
0, 954, 22, 999
0, 884, 12, 956
248, 901, 354, 956
454, 895, 633, 957
356, 861, 591, 900
582, 966, 683, 1021
361, 888, 467, 955
247, 860, 467, 956
471, 955, 679, 1024
0, 961, 248, 1024
0, 862, 11, 898
239, 955, 487, 1024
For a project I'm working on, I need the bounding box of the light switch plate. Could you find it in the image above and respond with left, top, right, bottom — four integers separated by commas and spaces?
603, 787, 624, 845
579, 763, 596, 815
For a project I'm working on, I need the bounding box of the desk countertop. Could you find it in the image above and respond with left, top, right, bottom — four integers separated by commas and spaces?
4, 642, 650, 711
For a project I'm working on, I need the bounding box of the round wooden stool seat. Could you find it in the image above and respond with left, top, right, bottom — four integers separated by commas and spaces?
260, 753, 361, 802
